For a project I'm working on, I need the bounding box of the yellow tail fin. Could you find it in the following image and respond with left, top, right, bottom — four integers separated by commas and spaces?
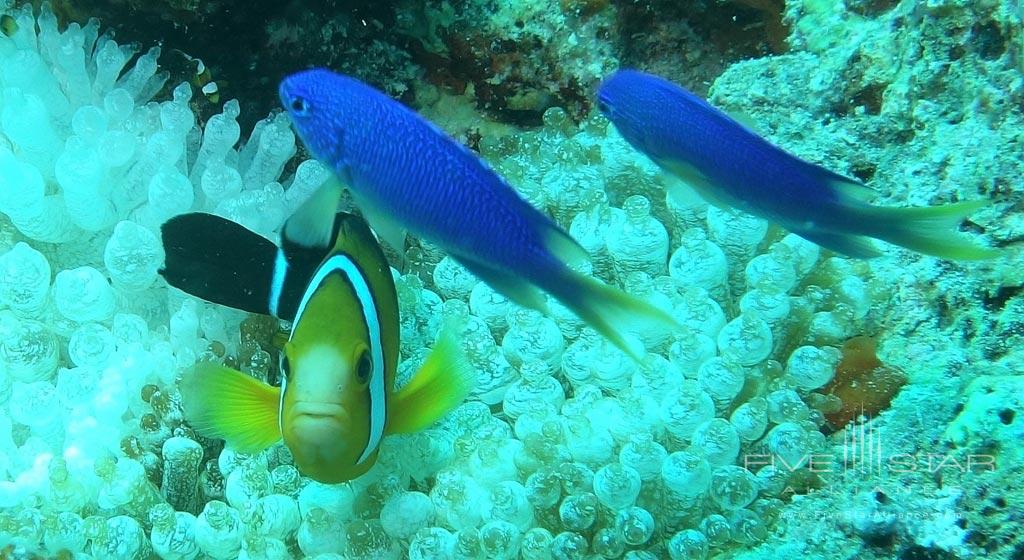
386, 328, 475, 434
179, 362, 282, 453
861, 200, 1000, 260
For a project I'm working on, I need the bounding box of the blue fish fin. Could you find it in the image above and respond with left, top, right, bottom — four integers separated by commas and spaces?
350, 190, 408, 257
658, 158, 734, 211
160, 213, 277, 315
725, 109, 762, 135
282, 178, 343, 249
455, 255, 550, 313
661, 173, 709, 208
810, 164, 877, 204
793, 228, 884, 259
550, 267, 681, 362
854, 200, 1000, 260
539, 222, 589, 266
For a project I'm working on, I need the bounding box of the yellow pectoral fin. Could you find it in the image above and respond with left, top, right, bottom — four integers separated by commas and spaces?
387, 327, 475, 435
180, 362, 282, 453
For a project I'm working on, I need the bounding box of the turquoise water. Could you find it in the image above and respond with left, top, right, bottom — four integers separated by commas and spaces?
0, 1, 1019, 559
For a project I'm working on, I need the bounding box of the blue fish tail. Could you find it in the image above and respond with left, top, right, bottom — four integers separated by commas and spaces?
855, 199, 1000, 260
545, 263, 679, 361
524, 212, 681, 360
459, 221, 680, 361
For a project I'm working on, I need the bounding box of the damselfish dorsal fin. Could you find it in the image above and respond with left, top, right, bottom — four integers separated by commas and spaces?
282, 178, 343, 250
725, 109, 762, 134
160, 213, 277, 315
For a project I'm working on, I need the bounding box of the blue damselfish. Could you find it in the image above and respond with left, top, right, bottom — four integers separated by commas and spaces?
279, 69, 678, 359
597, 69, 997, 260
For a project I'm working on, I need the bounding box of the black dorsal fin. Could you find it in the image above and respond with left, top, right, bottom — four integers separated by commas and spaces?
272, 213, 346, 321
160, 213, 278, 315
161, 212, 362, 321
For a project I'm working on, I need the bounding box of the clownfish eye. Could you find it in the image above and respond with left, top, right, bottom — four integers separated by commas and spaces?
290, 96, 309, 115
355, 351, 372, 385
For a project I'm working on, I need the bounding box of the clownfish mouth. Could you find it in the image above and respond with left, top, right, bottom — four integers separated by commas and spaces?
287, 402, 351, 449
290, 401, 348, 420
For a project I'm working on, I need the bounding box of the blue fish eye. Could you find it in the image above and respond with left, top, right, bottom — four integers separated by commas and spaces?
290, 96, 309, 116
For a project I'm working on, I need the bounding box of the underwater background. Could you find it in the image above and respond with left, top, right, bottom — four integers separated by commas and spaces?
0, 0, 1021, 559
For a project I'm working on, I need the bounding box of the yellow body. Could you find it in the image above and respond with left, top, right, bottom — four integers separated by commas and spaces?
179, 214, 472, 484
281, 251, 394, 482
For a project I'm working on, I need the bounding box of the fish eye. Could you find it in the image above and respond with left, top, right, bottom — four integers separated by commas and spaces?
290, 96, 309, 115
356, 351, 372, 385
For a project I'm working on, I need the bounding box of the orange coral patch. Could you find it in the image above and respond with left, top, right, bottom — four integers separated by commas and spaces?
823, 336, 907, 429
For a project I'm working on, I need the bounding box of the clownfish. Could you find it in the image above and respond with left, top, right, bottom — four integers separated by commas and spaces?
160, 211, 473, 483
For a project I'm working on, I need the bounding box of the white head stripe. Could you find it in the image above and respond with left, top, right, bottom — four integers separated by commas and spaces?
290, 254, 386, 466
277, 360, 287, 437
269, 248, 288, 317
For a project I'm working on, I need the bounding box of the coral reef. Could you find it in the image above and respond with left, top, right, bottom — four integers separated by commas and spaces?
0, 0, 1020, 559
15, 0, 409, 130
24, 0, 793, 131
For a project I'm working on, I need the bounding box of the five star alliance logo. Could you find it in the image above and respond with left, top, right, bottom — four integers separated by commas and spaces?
744, 407, 996, 478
